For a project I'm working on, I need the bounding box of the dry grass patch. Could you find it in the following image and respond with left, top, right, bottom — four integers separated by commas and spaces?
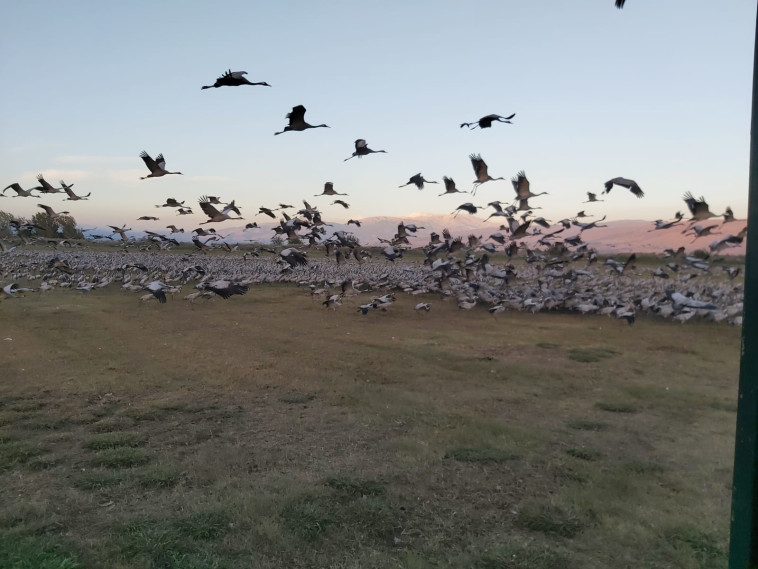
0, 282, 740, 568
90, 447, 151, 469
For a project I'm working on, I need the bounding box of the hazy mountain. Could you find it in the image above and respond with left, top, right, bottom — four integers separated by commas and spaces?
85, 214, 746, 256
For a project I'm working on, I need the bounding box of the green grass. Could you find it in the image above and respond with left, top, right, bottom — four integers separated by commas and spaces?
0, 280, 741, 568
83, 431, 148, 450
0, 534, 84, 569
444, 446, 520, 463
565, 447, 604, 461
515, 500, 592, 538
90, 447, 151, 469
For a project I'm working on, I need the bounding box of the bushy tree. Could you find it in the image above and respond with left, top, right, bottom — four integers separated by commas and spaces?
0, 210, 19, 239
30, 212, 84, 239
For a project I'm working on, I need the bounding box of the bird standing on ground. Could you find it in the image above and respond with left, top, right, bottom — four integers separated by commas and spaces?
603, 177, 644, 198
344, 139, 387, 161
140, 151, 183, 179
460, 113, 515, 129
274, 105, 329, 135
201, 69, 270, 89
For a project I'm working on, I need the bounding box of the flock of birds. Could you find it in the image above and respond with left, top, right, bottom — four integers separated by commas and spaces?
0, 55, 748, 325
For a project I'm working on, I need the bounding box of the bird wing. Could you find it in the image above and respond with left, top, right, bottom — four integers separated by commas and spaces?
140, 151, 159, 172
154, 154, 167, 170
287, 105, 306, 124
199, 201, 221, 218
512, 171, 529, 197
354, 139, 367, 149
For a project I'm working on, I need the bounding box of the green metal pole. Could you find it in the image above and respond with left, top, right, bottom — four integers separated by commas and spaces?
729, 6, 758, 568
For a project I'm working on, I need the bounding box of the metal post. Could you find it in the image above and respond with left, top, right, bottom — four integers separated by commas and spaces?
729, 6, 758, 568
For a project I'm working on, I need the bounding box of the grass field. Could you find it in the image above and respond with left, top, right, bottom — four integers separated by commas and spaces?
0, 284, 740, 568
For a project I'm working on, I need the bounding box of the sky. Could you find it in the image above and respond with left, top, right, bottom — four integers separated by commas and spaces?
0, 1, 755, 235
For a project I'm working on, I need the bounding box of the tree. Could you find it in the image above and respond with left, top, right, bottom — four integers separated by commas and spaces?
29, 212, 84, 239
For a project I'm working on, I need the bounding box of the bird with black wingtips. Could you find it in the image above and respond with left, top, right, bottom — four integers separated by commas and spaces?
344, 139, 387, 161
140, 151, 183, 179
32, 174, 64, 194
315, 182, 347, 197
274, 105, 329, 135
3, 183, 40, 198
145, 281, 170, 303
583, 192, 603, 203
511, 171, 548, 203
460, 113, 515, 129
682, 192, 718, 225
156, 198, 184, 208
438, 176, 467, 196
399, 173, 438, 190
469, 154, 505, 195
201, 69, 270, 89
198, 196, 243, 224
61, 180, 90, 200
280, 248, 308, 268
603, 177, 643, 198
200, 280, 249, 299
38, 203, 70, 221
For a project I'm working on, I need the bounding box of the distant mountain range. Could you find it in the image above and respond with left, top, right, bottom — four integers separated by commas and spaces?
89, 214, 747, 256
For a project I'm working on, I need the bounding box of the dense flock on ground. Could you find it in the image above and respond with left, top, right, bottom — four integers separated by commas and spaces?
0, 228, 745, 326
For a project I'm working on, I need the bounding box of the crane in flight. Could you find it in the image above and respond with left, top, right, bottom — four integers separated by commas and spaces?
274, 105, 329, 135
460, 113, 515, 129
201, 70, 270, 89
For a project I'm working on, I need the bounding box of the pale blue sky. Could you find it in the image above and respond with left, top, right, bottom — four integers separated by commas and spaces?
1, 1, 755, 230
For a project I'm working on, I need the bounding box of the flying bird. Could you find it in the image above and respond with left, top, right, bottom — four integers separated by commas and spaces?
201, 69, 270, 89
274, 105, 329, 135
438, 176, 467, 196
32, 174, 64, 194
512, 171, 548, 202
145, 281, 170, 303
603, 177, 644, 198
460, 113, 516, 129
469, 154, 505, 195
344, 139, 387, 161
37, 204, 70, 220
682, 192, 718, 223
583, 192, 603, 203
140, 151, 183, 179
332, 200, 349, 209
200, 280, 250, 299
138, 216, 159, 221
60, 180, 89, 201
452, 203, 481, 217
2, 183, 40, 198
156, 198, 185, 208
280, 248, 308, 268
399, 173, 438, 190
315, 182, 347, 196
198, 197, 243, 224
